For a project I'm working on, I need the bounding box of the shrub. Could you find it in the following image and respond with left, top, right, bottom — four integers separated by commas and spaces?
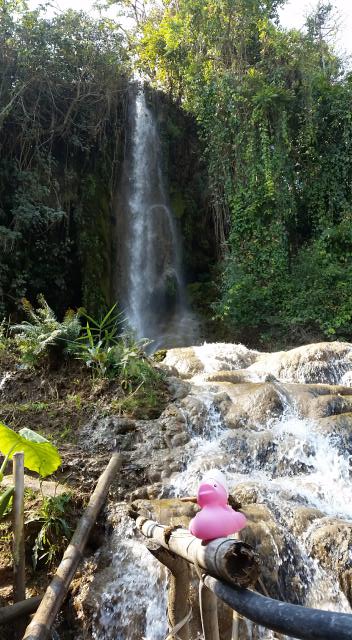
28, 493, 73, 568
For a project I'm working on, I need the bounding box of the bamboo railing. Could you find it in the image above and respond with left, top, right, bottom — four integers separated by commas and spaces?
136, 516, 352, 640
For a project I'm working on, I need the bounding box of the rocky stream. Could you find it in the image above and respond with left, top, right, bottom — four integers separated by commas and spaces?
61, 340, 352, 640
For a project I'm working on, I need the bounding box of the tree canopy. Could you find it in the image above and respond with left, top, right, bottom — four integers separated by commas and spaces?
131, 0, 352, 344
0, 1, 130, 316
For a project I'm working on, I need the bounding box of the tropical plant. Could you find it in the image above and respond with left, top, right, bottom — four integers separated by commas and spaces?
69, 304, 155, 381
0, 423, 61, 478
78, 304, 125, 348
69, 304, 123, 376
11, 295, 81, 365
29, 493, 73, 568
0, 422, 61, 523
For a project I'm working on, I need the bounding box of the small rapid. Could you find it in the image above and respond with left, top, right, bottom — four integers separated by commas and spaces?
91, 513, 167, 640
0, 372, 12, 392
86, 347, 352, 640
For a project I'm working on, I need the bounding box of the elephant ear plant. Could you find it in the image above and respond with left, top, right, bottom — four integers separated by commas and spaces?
0, 422, 61, 516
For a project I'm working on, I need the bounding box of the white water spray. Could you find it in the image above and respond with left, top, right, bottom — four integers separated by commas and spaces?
118, 88, 197, 349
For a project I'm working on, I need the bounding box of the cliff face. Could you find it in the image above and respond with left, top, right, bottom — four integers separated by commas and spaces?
156, 90, 218, 327
113, 85, 216, 342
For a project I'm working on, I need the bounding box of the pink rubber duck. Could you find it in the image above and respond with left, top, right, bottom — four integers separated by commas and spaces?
189, 470, 247, 541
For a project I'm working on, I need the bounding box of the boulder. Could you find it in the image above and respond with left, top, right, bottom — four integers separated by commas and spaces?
248, 342, 352, 385
305, 517, 352, 606
162, 343, 259, 379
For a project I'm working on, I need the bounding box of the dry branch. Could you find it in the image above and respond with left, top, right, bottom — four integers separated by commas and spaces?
23, 451, 122, 640
136, 517, 259, 588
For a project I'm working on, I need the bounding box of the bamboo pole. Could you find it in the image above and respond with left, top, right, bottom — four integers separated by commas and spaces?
0, 596, 41, 625
199, 583, 220, 640
23, 451, 122, 640
13, 452, 26, 639
231, 532, 239, 640
13, 452, 25, 604
136, 517, 259, 588
147, 544, 190, 640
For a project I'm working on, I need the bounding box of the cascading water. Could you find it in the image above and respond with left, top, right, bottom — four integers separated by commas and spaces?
91, 513, 167, 640
84, 342, 352, 639
0, 372, 11, 392
116, 87, 197, 350
90, 380, 351, 639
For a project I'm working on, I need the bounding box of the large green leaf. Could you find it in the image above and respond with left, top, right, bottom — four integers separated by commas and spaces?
0, 423, 61, 478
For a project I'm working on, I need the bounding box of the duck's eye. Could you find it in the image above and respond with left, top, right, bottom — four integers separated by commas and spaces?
214, 484, 217, 487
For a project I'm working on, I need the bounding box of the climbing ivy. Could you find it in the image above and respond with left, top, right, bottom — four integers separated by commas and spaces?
132, 0, 352, 345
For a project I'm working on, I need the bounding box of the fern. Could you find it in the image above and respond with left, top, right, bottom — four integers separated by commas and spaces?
11, 295, 81, 365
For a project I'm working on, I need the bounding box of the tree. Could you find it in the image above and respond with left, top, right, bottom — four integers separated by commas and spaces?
0, 2, 130, 316
306, 1, 340, 72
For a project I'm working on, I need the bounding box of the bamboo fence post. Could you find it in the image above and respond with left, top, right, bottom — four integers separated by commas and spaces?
13, 451, 25, 604
231, 532, 239, 640
23, 451, 122, 640
0, 596, 42, 626
199, 582, 220, 640
135, 517, 259, 588
13, 451, 26, 639
147, 543, 190, 640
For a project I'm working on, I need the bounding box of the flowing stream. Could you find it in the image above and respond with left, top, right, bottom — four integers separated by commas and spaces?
116, 87, 197, 350
91, 372, 352, 639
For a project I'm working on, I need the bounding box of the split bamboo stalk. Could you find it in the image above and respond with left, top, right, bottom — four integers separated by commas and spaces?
23, 451, 122, 640
147, 544, 190, 640
136, 517, 259, 588
0, 596, 41, 626
13, 452, 25, 603
199, 583, 220, 640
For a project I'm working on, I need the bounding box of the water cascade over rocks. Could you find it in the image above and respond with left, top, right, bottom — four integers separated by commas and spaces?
75, 341, 352, 639
116, 87, 197, 350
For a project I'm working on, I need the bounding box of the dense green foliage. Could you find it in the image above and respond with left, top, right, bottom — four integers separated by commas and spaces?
0, 0, 130, 317
30, 493, 73, 567
8, 296, 164, 408
134, 0, 352, 344
11, 295, 81, 366
2, 0, 352, 346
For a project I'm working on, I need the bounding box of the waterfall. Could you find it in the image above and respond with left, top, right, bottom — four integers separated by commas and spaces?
116, 87, 197, 350
0, 372, 11, 392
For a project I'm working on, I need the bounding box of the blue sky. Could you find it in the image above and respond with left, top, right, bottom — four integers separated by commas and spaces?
28, 0, 352, 60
